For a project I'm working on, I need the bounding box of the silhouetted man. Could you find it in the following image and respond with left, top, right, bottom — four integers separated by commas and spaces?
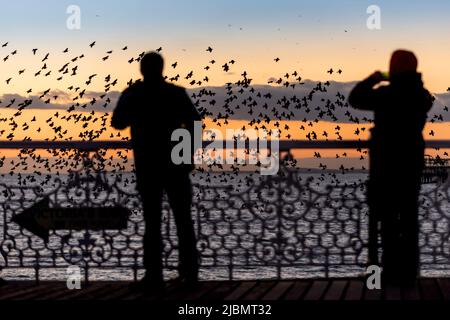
112, 52, 200, 291
349, 50, 433, 285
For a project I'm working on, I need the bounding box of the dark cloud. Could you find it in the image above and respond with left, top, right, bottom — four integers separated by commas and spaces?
191, 81, 449, 123
1, 81, 448, 123
0, 90, 121, 112
190, 80, 368, 123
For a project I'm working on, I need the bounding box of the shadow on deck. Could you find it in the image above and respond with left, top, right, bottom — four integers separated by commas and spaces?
1, 278, 450, 301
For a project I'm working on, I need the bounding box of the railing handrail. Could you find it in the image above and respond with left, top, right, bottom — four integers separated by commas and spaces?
0, 140, 449, 150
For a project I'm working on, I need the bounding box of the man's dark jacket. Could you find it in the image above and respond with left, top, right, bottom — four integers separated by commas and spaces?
111, 80, 201, 191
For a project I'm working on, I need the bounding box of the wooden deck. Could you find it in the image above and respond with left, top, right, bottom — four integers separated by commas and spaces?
1, 278, 450, 301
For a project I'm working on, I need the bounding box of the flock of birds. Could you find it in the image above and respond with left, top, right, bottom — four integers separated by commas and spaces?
0, 41, 448, 194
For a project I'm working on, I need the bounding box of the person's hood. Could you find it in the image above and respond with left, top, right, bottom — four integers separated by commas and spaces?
389, 50, 418, 76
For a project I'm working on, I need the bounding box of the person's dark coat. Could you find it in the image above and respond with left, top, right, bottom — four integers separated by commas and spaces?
111, 80, 201, 191
349, 71, 433, 283
111, 79, 201, 283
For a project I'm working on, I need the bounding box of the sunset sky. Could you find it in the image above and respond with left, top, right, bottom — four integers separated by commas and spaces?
2, 0, 450, 92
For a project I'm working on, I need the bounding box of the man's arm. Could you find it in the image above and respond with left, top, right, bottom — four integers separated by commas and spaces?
111, 88, 134, 130
348, 72, 384, 111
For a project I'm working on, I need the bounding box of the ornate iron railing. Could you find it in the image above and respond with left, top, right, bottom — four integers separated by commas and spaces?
0, 140, 450, 282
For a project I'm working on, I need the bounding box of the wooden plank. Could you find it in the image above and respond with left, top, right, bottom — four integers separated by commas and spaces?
97, 285, 133, 300
344, 280, 364, 301
261, 281, 294, 301
242, 281, 276, 301
201, 282, 239, 301
0, 278, 7, 288
183, 282, 220, 301
165, 280, 181, 293
37, 283, 107, 300
437, 279, 450, 300
364, 285, 382, 301
164, 281, 206, 301
5, 278, 450, 301
33, 285, 82, 300
86, 284, 124, 300
323, 280, 347, 301
420, 279, 442, 301
0, 283, 23, 298
283, 281, 311, 301
303, 280, 329, 301
161, 281, 217, 301
223, 281, 257, 301
163, 287, 191, 301
1, 283, 53, 300
0, 284, 38, 300
384, 285, 402, 301
402, 282, 420, 301
14, 282, 67, 300
122, 290, 148, 300
15, 284, 66, 300
121, 280, 177, 300
64, 283, 112, 300
150, 281, 184, 301
108, 282, 174, 301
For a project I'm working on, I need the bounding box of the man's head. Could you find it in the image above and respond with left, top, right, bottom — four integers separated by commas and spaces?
140, 52, 164, 80
389, 50, 418, 77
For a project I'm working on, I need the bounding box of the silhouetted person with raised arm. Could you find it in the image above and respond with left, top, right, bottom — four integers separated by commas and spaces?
112, 52, 201, 292
349, 50, 433, 286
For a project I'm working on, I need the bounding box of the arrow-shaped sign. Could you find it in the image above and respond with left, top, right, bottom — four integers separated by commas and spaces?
12, 197, 130, 242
